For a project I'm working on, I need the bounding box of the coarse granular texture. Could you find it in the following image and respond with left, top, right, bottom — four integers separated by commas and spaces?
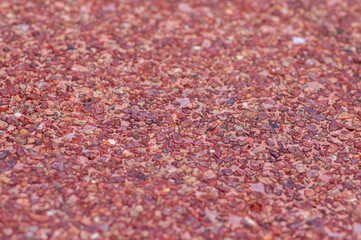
0, 0, 361, 239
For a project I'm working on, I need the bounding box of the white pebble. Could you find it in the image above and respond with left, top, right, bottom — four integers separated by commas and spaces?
18, 24, 29, 31
14, 112, 22, 117
293, 37, 306, 45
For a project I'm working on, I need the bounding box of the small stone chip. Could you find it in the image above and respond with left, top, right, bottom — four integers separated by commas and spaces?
293, 37, 306, 44
269, 151, 280, 159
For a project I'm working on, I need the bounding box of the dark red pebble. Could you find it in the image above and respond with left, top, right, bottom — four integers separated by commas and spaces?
269, 151, 280, 159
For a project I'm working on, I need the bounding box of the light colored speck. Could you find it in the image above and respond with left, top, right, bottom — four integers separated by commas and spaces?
244, 216, 258, 226
66, 132, 75, 139
173, 68, 182, 73
46, 210, 57, 216
293, 37, 306, 45
229, 215, 242, 227
90, 233, 100, 240
192, 46, 201, 51
93, 216, 101, 223
251, 182, 265, 193
14, 112, 22, 117
205, 209, 217, 223
37, 81, 45, 88
178, 3, 192, 13
108, 139, 116, 145
83, 125, 96, 131
262, 103, 273, 109
18, 24, 29, 31
236, 55, 244, 60
176, 97, 190, 107
354, 223, 361, 233
182, 89, 195, 96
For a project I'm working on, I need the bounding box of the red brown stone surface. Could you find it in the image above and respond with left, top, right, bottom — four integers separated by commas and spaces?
0, 0, 361, 239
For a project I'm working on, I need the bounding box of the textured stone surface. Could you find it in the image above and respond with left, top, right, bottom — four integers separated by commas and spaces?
0, 0, 360, 239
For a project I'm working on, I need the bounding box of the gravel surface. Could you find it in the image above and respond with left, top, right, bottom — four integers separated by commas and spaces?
0, 0, 361, 239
